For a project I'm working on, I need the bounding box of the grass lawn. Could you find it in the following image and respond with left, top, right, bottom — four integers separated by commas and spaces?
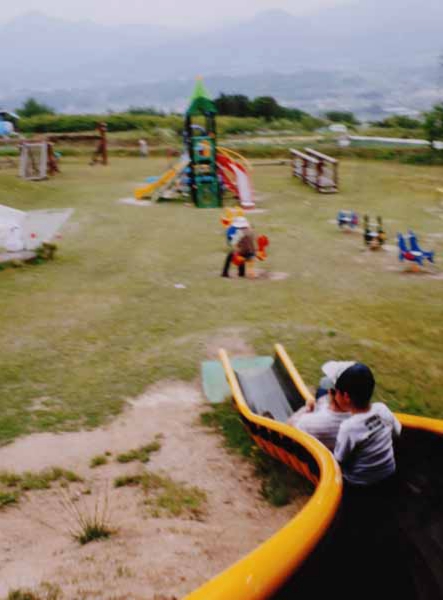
0, 156, 442, 445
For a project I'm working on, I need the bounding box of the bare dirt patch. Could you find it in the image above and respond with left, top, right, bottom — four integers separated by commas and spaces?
256, 270, 290, 281
217, 270, 289, 282
385, 265, 443, 279
118, 198, 152, 207
205, 328, 254, 360
352, 245, 398, 265
0, 381, 307, 600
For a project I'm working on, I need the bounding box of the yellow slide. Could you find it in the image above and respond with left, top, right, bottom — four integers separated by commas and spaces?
134, 156, 188, 200
187, 345, 443, 599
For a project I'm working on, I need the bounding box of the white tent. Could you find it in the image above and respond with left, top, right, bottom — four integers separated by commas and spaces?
0, 205, 73, 252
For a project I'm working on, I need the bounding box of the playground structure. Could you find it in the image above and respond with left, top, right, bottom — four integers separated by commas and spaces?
337, 210, 358, 230
183, 81, 222, 208
290, 148, 338, 193
397, 231, 435, 270
363, 215, 386, 249
19, 141, 59, 180
189, 344, 443, 600
135, 80, 255, 209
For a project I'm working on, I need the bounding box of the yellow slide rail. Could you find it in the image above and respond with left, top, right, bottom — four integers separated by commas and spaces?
397, 412, 443, 435
218, 146, 253, 173
134, 157, 188, 200
185, 344, 342, 600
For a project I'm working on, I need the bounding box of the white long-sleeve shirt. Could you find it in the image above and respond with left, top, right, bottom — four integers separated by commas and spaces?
288, 396, 350, 452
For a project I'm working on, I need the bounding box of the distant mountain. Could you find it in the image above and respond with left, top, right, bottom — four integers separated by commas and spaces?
0, 2, 442, 117
0, 11, 179, 86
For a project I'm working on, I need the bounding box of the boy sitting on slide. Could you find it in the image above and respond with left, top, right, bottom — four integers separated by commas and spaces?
332, 362, 401, 488
288, 361, 353, 451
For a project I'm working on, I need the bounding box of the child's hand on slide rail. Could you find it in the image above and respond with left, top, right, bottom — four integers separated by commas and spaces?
305, 398, 316, 412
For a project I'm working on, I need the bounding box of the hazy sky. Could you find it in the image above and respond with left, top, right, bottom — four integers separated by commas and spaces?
1, 0, 354, 27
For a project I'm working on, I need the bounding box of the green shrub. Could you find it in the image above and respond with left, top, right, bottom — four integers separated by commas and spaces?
18, 112, 321, 137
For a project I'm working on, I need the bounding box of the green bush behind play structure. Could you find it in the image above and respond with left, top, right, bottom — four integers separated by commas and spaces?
18, 114, 323, 136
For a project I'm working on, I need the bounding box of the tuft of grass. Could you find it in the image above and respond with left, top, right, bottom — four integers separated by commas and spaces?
150, 477, 207, 520
142, 470, 207, 519
201, 401, 254, 458
58, 488, 115, 546
20, 472, 53, 491
74, 522, 113, 545
116, 439, 161, 464
114, 474, 143, 488
0, 468, 82, 510
201, 401, 312, 506
114, 469, 207, 519
20, 468, 82, 491
7, 583, 62, 600
89, 455, 108, 468
0, 471, 22, 488
60, 469, 83, 483
0, 491, 19, 508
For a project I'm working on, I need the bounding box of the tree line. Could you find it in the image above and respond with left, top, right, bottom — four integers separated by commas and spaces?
10, 96, 443, 144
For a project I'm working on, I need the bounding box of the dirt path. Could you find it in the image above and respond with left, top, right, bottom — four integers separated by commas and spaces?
0, 381, 308, 600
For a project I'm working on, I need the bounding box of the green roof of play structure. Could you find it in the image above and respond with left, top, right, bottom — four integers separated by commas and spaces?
186, 79, 217, 116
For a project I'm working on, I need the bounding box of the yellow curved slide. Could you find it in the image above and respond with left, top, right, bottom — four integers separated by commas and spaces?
134, 156, 188, 200
186, 344, 342, 600
186, 344, 443, 600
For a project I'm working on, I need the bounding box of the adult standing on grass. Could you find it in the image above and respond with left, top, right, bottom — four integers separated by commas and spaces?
90, 122, 108, 166
221, 217, 255, 278
139, 139, 148, 157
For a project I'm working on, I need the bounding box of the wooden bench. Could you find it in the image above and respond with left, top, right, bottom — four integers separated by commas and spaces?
290, 148, 339, 193
304, 148, 338, 193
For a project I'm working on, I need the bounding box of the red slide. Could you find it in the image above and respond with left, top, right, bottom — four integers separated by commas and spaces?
216, 154, 255, 208
216, 154, 239, 196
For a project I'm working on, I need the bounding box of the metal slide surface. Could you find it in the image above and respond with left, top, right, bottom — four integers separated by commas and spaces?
186, 346, 443, 600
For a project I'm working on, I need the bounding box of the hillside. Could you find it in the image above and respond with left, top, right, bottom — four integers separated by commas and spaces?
1, 1, 442, 117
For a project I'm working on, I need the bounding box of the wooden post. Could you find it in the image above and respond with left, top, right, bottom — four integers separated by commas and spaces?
316, 160, 323, 191
302, 156, 307, 183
